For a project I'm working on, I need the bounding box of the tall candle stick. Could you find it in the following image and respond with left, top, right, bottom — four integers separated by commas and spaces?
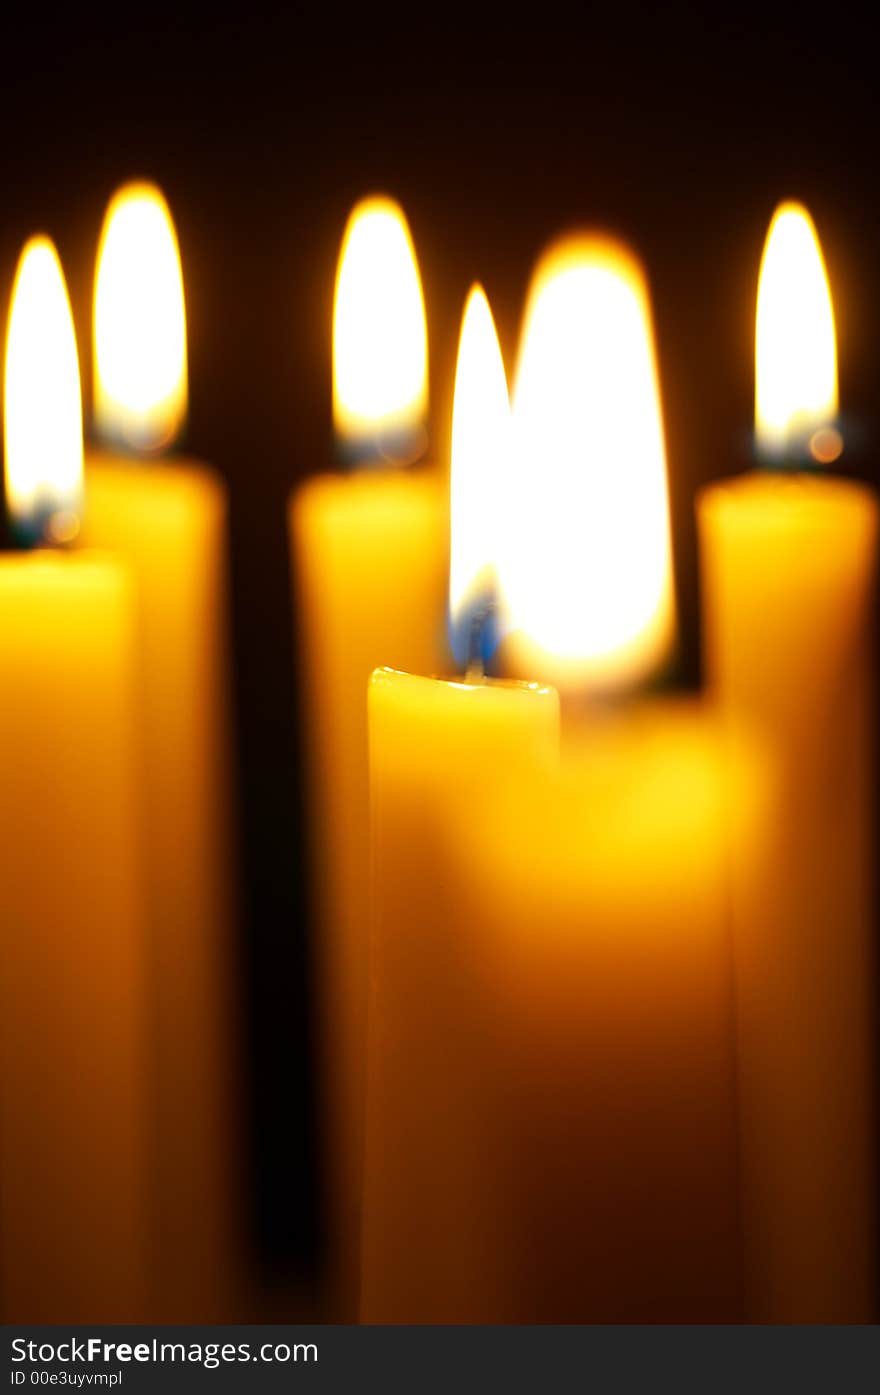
452, 703, 748, 1320
699, 201, 877, 1321
0, 238, 149, 1320
362, 666, 560, 1323
360, 287, 561, 1322
289, 196, 448, 1316
79, 182, 240, 1321
480, 235, 743, 1318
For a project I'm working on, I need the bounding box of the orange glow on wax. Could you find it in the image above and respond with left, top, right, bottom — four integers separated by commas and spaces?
501, 233, 676, 694
332, 196, 428, 464
94, 181, 188, 452
448, 285, 511, 667
4, 237, 84, 544
755, 202, 838, 463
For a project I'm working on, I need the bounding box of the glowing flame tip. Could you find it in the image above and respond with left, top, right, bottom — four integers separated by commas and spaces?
94, 180, 188, 452
4, 236, 83, 543
449, 283, 511, 667
755, 200, 838, 462
333, 195, 428, 464
501, 231, 676, 692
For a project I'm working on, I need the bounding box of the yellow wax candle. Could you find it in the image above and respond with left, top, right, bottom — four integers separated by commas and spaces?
359, 287, 562, 1322
361, 667, 560, 1323
451, 704, 748, 1321
0, 239, 149, 1320
699, 202, 878, 1321
79, 183, 240, 1321
289, 197, 447, 1314
452, 239, 742, 1320
0, 556, 149, 1321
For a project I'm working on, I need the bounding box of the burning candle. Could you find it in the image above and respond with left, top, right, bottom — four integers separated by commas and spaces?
0, 238, 149, 1320
698, 202, 878, 1321
450, 238, 745, 1320
360, 286, 560, 1323
288, 196, 448, 1316
78, 182, 240, 1321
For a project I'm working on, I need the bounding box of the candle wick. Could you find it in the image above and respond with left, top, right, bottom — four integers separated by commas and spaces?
464, 604, 492, 683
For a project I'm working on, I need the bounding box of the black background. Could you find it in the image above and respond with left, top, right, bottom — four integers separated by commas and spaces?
1, 3, 877, 1288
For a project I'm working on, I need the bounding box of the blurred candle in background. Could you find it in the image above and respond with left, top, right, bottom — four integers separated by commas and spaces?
458, 237, 744, 1319
361, 287, 560, 1323
289, 196, 448, 1316
0, 238, 149, 1320
699, 201, 878, 1321
455, 707, 748, 1320
79, 182, 241, 1321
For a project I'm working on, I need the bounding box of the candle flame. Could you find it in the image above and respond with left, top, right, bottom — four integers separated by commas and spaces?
94, 181, 188, 451
4, 237, 83, 544
501, 234, 675, 693
333, 196, 428, 464
755, 201, 838, 463
449, 285, 511, 667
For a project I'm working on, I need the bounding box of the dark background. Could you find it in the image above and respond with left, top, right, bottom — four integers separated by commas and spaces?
2, 3, 877, 1289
